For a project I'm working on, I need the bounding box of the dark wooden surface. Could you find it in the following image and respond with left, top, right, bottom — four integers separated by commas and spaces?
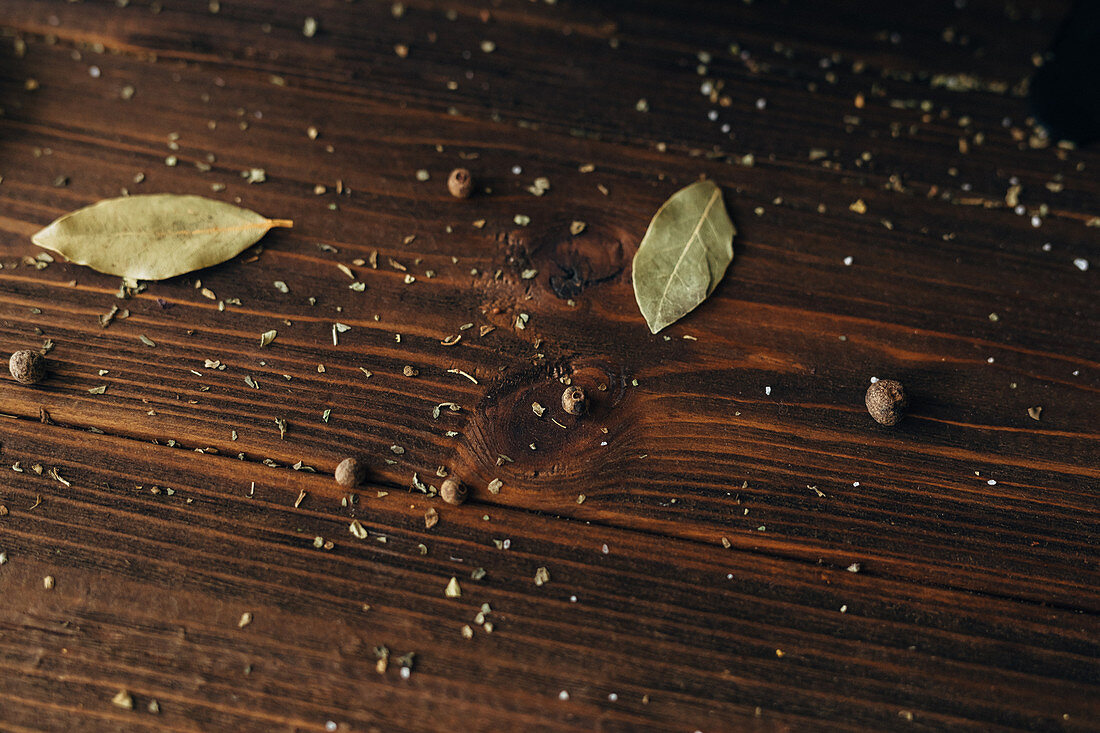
0, 1, 1097, 730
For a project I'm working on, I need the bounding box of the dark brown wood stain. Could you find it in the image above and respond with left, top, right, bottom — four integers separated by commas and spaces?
0, 1, 1096, 731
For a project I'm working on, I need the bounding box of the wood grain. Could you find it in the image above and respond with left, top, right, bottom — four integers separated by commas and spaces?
0, 0, 1097, 730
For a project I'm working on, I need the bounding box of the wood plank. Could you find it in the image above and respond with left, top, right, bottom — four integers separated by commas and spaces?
0, 423, 1096, 731
0, 0, 1097, 729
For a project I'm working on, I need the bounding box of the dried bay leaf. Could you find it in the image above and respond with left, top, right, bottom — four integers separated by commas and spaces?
632, 180, 735, 333
32, 194, 292, 281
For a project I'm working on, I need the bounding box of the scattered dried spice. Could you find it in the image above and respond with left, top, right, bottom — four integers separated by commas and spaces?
448, 368, 478, 384
397, 652, 415, 678
445, 576, 462, 597
238, 612, 253, 628
486, 478, 502, 495
432, 402, 460, 419
111, 690, 133, 710
534, 567, 550, 586
424, 507, 439, 529
1028, 406, 1042, 421
865, 380, 907, 426
259, 329, 277, 347
98, 304, 120, 328
349, 519, 368, 539
527, 177, 550, 196
8, 350, 46, 385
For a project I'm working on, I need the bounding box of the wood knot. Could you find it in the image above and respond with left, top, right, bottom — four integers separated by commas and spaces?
497, 221, 629, 300
463, 357, 627, 484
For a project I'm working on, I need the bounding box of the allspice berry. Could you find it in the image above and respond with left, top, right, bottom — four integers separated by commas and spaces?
561, 385, 587, 416
447, 168, 474, 199
865, 379, 908, 426
8, 350, 46, 385
335, 457, 367, 488
439, 478, 467, 506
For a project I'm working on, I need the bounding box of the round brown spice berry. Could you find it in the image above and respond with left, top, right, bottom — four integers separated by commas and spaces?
447, 168, 474, 199
865, 379, 908, 426
561, 386, 587, 416
335, 457, 367, 488
439, 478, 467, 506
9, 350, 46, 385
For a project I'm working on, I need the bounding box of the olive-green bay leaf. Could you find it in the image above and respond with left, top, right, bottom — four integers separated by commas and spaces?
632, 180, 735, 333
32, 194, 293, 281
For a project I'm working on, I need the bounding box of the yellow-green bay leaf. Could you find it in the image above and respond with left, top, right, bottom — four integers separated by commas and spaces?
32, 194, 292, 281
631, 180, 735, 333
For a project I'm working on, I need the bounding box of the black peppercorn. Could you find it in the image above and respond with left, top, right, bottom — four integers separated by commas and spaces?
8, 350, 46, 385
447, 168, 474, 199
865, 379, 907, 426
335, 457, 367, 488
561, 386, 586, 416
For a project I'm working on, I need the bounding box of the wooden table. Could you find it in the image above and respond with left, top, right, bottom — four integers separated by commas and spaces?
0, 1, 1096, 730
